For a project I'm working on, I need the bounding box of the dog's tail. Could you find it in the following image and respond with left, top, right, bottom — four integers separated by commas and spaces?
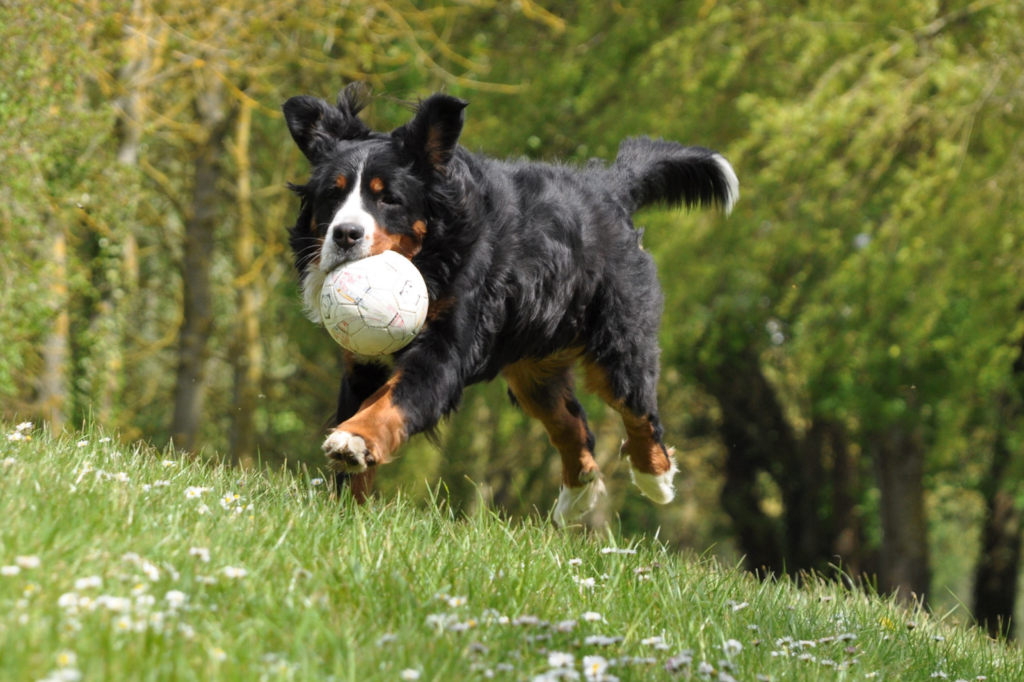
611, 137, 739, 216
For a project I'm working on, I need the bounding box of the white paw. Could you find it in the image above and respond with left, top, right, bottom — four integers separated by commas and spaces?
553, 477, 606, 528
322, 431, 372, 473
629, 449, 679, 504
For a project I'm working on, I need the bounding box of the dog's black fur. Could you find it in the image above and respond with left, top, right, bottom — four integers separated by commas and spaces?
284, 83, 737, 499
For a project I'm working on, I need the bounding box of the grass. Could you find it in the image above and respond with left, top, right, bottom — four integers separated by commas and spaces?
0, 422, 1020, 682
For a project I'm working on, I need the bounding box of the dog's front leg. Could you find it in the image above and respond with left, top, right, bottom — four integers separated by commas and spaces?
324, 371, 407, 475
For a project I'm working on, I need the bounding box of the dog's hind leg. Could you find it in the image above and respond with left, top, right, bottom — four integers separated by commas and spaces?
332, 355, 391, 503
504, 352, 604, 527
583, 354, 678, 504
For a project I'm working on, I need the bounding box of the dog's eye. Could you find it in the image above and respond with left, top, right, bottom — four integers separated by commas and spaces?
379, 195, 402, 207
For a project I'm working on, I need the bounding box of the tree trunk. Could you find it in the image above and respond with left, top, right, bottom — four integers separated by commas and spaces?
38, 224, 69, 434
973, 467, 1021, 638
169, 78, 230, 452
697, 349, 804, 575
829, 422, 863, 577
973, 339, 1024, 639
230, 102, 261, 468
872, 426, 930, 602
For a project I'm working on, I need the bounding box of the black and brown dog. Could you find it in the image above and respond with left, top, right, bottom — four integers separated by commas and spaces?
284, 83, 738, 525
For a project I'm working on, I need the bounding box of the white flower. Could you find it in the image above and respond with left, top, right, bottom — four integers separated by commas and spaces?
7, 432, 25, 442
16, 422, 33, 431
113, 472, 129, 483
222, 566, 248, 579
311, 478, 324, 486
185, 486, 209, 499
212, 648, 227, 662
77, 440, 88, 447
197, 504, 210, 515
600, 547, 636, 555
135, 594, 156, 609
641, 636, 665, 646
400, 670, 421, 680
723, 639, 743, 656
581, 611, 602, 622
548, 652, 574, 668
15, 552, 40, 569
74, 576, 102, 590
697, 661, 714, 674
189, 547, 211, 563
220, 492, 242, 509
730, 601, 749, 612
1, 565, 21, 576
95, 595, 131, 612
582, 656, 608, 679
165, 590, 187, 609
2, 457, 15, 466
99, 437, 111, 443
575, 577, 596, 588
162, 460, 176, 467
141, 561, 160, 581
58, 593, 79, 609
50, 669, 83, 682
447, 596, 467, 608
569, 558, 583, 566
56, 650, 78, 667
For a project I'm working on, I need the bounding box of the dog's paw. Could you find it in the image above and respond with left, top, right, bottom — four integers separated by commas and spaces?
629, 449, 679, 504
553, 477, 606, 528
323, 431, 376, 474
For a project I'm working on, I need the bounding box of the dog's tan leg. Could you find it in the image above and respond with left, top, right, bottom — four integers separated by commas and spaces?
324, 371, 407, 475
504, 352, 603, 526
583, 358, 677, 504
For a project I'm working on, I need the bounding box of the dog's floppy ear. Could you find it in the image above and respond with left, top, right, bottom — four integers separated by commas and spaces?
283, 83, 372, 164
393, 93, 468, 175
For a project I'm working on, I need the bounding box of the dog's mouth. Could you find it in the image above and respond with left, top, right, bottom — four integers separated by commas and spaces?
319, 245, 371, 272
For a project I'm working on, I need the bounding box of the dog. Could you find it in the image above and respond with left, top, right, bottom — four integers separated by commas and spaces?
283, 83, 738, 525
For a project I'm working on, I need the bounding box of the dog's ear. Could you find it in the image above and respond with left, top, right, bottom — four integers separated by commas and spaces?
283, 83, 372, 164
393, 94, 468, 175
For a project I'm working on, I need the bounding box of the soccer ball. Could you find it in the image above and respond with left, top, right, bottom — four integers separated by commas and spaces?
320, 251, 429, 355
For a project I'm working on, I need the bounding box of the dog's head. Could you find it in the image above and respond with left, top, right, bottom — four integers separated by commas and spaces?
283, 83, 466, 323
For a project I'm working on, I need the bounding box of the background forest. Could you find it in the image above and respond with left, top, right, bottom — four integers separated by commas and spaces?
3, 0, 1024, 639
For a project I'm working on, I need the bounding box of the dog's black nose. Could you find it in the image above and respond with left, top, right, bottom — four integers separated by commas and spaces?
333, 223, 364, 248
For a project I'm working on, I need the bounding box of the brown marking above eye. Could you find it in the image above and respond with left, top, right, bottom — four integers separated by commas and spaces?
370, 177, 384, 193
336, 175, 347, 190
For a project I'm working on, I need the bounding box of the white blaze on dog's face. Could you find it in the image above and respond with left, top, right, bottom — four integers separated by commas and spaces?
320, 164, 375, 271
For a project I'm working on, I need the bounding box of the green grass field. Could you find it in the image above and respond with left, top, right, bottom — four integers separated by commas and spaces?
1, 422, 1019, 681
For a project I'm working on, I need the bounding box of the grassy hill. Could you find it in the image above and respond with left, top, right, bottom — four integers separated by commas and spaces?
1, 423, 1019, 681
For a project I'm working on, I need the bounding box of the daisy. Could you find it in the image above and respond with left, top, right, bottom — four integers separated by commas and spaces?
74, 576, 102, 590
723, 639, 743, 656
1, 566, 20, 576
165, 590, 187, 609
582, 656, 608, 679
222, 566, 248, 579
189, 547, 211, 563
582, 611, 602, 622
400, 670, 421, 680
548, 652, 574, 668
